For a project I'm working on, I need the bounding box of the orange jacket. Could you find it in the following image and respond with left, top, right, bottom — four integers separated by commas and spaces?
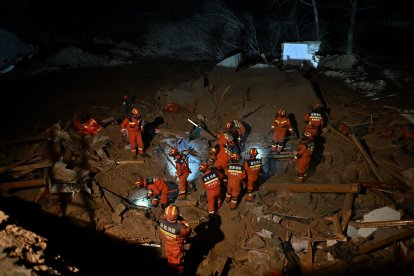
244, 158, 262, 183
304, 112, 324, 130
146, 178, 169, 205
201, 169, 221, 190
271, 115, 293, 136
174, 154, 191, 177
225, 162, 246, 186
121, 117, 143, 133
296, 140, 314, 159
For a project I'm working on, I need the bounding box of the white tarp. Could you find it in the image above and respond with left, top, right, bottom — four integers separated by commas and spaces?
282, 41, 321, 68
216, 53, 241, 68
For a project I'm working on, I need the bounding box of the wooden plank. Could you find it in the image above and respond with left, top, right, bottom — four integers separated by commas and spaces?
0, 159, 53, 172
358, 227, 414, 254
0, 178, 46, 191
0, 135, 48, 146
260, 183, 361, 193
116, 160, 145, 165
350, 134, 383, 181
350, 220, 414, 229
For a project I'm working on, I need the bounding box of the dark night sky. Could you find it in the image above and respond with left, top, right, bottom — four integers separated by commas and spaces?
1, 0, 412, 55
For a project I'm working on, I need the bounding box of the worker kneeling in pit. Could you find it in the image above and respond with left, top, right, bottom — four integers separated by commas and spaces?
135, 177, 169, 209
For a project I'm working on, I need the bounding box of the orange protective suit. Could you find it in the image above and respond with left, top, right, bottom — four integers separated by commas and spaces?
304, 111, 324, 137
121, 116, 144, 157
145, 178, 169, 206
159, 217, 191, 272
295, 139, 314, 182
244, 158, 262, 201
201, 169, 222, 215
225, 162, 246, 209
271, 115, 294, 152
174, 154, 191, 199
214, 144, 234, 175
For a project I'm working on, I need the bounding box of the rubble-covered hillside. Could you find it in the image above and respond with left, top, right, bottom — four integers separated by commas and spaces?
1, 53, 414, 275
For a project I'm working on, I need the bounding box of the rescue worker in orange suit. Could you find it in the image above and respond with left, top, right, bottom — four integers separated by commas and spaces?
225, 153, 246, 210
271, 109, 295, 153
73, 112, 102, 135
206, 146, 219, 169
135, 177, 169, 209
244, 148, 263, 202
304, 104, 327, 138
159, 204, 191, 273
120, 107, 145, 159
169, 147, 191, 200
294, 132, 314, 183
225, 120, 246, 151
216, 131, 233, 148
214, 136, 235, 182
199, 163, 222, 217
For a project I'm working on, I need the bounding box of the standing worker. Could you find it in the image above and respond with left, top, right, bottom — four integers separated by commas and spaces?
120, 107, 145, 159
271, 109, 296, 153
294, 132, 314, 183
214, 136, 236, 178
135, 177, 169, 209
244, 148, 263, 202
159, 204, 191, 273
225, 153, 246, 210
304, 103, 327, 138
169, 147, 191, 200
199, 163, 222, 218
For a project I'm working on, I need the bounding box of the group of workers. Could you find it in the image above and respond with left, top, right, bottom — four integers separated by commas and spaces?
121, 103, 327, 273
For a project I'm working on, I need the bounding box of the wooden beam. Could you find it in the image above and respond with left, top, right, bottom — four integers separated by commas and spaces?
351, 220, 414, 229
0, 178, 46, 191
358, 227, 414, 254
115, 160, 145, 165
350, 134, 383, 181
0, 135, 48, 146
260, 183, 361, 193
0, 159, 53, 172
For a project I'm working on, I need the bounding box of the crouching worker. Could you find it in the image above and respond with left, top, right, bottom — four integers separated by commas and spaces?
135, 177, 169, 209
159, 204, 191, 273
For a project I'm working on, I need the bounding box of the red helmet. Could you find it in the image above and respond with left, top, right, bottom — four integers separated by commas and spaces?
278, 109, 286, 116
134, 177, 145, 188
231, 153, 240, 162
165, 204, 179, 221
168, 147, 179, 157
225, 121, 234, 129
303, 132, 312, 139
249, 148, 258, 157
199, 163, 209, 172
131, 108, 141, 116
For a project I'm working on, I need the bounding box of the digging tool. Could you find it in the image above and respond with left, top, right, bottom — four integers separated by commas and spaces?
187, 118, 216, 140
96, 182, 148, 210
158, 144, 176, 167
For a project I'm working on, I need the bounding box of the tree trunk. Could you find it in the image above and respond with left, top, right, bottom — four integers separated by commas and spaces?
312, 0, 321, 40
346, 0, 358, 54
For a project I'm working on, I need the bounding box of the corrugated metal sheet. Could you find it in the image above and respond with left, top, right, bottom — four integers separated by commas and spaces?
0, 28, 37, 73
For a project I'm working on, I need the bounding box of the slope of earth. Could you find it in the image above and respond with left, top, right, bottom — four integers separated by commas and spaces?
1, 56, 414, 275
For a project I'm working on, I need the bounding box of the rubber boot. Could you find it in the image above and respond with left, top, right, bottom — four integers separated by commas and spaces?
245, 191, 254, 202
